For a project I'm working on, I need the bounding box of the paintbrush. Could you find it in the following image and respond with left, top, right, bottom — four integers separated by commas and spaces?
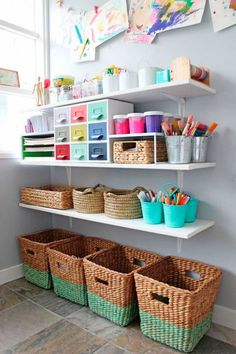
204, 122, 218, 137
182, 115, 193, 136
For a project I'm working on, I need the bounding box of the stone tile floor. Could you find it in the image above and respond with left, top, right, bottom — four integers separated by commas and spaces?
0, 278, 236, 354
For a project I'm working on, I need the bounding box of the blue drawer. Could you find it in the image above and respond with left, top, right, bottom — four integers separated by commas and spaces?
89, 143, 107, 161
89, 123, 107, 141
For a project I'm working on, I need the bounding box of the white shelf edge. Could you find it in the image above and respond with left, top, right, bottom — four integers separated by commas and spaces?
19, 203, 215, 239
23, 79, 216, 112
23, 131, 54, 137
109, 133, 164, 138
20, 160, 216, 171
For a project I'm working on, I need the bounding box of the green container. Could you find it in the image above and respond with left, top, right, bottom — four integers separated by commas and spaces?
185, 199, 199, 223
141, 201, 163, 224
163, 204, 187, 228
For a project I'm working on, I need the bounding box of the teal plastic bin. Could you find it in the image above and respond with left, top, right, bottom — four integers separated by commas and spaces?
141, 201, 163, 224
163, 204, 187, 228
185, 198, 199, 223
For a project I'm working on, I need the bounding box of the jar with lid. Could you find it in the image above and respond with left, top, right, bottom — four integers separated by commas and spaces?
59, 86, 73, 101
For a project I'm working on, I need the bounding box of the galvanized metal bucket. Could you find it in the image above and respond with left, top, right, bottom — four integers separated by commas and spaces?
192, 137, 208, 163
166, 136, 192, 164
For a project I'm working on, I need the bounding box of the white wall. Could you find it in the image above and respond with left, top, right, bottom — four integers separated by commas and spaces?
49, 1, 236, 311
0, 160, 52, 270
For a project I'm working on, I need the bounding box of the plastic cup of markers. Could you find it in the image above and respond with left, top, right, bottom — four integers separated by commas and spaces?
141, 201, 163, 225
163, 204, 187, 228
185, 198, 199, 223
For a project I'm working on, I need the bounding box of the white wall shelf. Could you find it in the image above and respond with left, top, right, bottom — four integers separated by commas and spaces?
19, 203, 214, 239
24, 79, 216, 112
20, 160, 216, 170
23, 131, 54, 137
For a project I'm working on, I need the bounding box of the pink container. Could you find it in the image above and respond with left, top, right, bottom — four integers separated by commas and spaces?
128, 113, 145, 133
113, 115, 130, 134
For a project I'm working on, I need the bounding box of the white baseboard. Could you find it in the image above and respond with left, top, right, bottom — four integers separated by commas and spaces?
0, 264, 235, 331
0, 264, 23, 285
213, 305, 236, 331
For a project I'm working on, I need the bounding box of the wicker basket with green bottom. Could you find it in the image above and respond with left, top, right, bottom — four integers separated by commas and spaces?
18, 229, 81, 289
134, 256, 222, 352
47, 236, 118, 305
84, 245, 161, 326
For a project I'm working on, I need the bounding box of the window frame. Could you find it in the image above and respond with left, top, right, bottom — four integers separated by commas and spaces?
0, 0, 50, 158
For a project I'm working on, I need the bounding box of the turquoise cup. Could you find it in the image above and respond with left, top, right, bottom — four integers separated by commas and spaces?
163, 204, 187, 228
185, 198, 199, 223
141, 201, 163, 224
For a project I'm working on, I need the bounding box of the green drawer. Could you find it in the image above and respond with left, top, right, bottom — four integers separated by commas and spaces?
88, 101, 107, 122
71, 144, 87, 161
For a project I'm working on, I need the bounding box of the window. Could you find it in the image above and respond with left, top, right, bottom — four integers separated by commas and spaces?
0, 0, 48, 155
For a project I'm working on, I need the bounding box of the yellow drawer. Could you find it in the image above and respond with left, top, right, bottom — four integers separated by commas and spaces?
71, 124, 87, 142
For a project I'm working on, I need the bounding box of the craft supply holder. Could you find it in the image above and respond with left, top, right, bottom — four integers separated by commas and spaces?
170, 57, 211, 87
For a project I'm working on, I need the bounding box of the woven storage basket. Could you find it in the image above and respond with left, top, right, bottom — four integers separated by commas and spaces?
156, 138, 168, 162
20, 185, 74, 209
18, 229, 82, 289
104, 187, 145, 219
73, 184, 109, 214
134, 256, 222, 352
113, 140, 154, 164
83, 245, 161, 326
47, 236, 118, 305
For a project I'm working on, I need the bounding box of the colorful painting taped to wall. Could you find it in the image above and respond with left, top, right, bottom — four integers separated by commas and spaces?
209, 0, 236, 32
71, 11, 95, 63
125, 0, 206, 44
89, 0, 129, 47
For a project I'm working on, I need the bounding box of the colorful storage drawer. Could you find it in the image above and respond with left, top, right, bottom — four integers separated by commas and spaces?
54, 107, 70, 125
89, 123, 107, 141
89, 143, 107, 161
47, 237, 118, 305
71, 144, 87, 161
84, 245, 161, 326
88, 101, 107, 122
134, 256, 222, 352
71, 124, 87, 142
56, 144, 70, 160
71, 104, 87, 124
55, 126, 70, 144
18, 229, 81, 289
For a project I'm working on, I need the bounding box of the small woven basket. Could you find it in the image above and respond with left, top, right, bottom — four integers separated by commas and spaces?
20, 185, 74, 210
113, 140, 154, 164
84, 245, 161, 326
134, 256, 222, 352
73, 184, 109, 214
156, 138, 168, 162
18, 229, 82, 289
47, 236, 118, 305
104, 187, 145, 219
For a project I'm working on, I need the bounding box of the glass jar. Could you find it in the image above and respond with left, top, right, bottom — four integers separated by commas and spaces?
59, 86, 73, 101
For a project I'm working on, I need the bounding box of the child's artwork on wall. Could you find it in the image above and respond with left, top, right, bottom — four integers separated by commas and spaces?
89, 0, 129, 47
71, 11, 96, 63
209, 0, 236, 32
125, 0, 206, 44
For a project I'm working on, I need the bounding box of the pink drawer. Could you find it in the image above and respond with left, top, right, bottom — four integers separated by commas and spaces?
70, 104, 87, 124
56, 144, 70, 160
